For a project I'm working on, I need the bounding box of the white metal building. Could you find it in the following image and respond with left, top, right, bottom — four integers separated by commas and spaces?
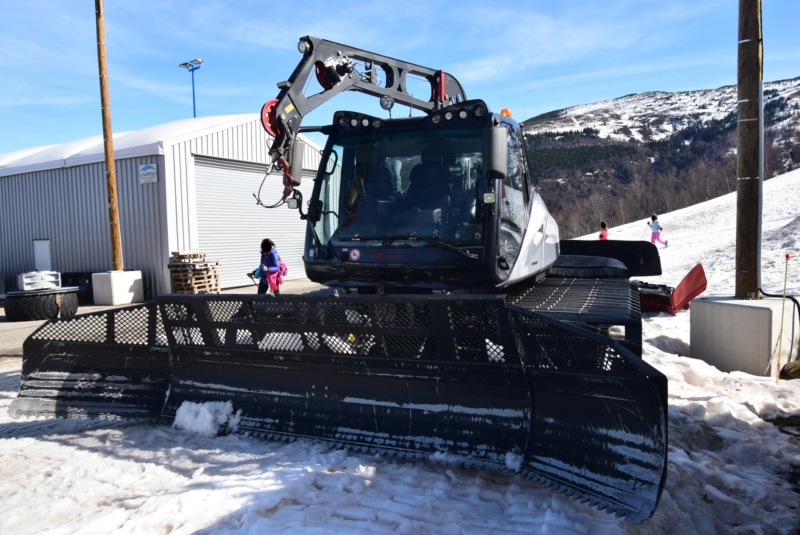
0, 114, 321, 299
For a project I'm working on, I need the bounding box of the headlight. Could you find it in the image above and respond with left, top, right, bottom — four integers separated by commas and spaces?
380, 95, 394, 110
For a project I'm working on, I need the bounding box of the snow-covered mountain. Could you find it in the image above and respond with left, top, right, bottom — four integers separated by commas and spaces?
523, 76, 800, 143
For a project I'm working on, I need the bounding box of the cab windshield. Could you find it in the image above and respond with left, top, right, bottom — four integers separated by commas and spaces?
312, 127, 484, 247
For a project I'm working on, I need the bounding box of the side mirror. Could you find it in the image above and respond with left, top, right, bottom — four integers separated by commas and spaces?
289, 138, 305, 186
483, 126, 507, 179
307, 199, 322, 223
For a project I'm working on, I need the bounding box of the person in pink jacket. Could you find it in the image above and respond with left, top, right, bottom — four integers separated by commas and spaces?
247, 238, 286, 295
648, 214, 668, 247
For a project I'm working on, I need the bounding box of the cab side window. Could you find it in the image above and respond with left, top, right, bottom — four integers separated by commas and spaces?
498, 125, 529, 266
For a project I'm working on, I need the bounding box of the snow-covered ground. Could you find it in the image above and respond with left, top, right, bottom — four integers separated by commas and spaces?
1, 170, 799, 534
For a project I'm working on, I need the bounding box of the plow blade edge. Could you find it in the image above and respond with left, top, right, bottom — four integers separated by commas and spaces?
11, 294, 667, 522
10, 302, 169, 418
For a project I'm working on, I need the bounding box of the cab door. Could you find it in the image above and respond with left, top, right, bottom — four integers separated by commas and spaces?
497, 124, 529, 277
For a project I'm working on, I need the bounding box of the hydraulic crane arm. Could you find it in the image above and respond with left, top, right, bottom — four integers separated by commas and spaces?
261, 36, 467, 176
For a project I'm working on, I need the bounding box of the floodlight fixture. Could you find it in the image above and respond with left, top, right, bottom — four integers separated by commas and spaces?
178, 59, 203, 117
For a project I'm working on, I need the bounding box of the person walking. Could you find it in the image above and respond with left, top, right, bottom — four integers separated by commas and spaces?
598, 221, 609, 240
247, 238, 285, 295
648, 214, 668, 247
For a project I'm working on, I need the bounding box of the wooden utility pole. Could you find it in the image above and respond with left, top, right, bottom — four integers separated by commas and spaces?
95, 0, 124, 271
735, 0, 762, 298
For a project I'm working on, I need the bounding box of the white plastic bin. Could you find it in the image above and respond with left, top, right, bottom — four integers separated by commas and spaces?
17, 271, 61, 290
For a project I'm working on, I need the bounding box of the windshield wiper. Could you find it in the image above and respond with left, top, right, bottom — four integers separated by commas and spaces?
339, 234, 478, 260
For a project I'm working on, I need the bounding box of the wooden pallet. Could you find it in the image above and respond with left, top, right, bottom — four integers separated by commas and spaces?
170, 251, 207, 264
173, 271, 217, 281
168, 262, 219, 272
168, 254, 221, 294
172, 281, 220, 293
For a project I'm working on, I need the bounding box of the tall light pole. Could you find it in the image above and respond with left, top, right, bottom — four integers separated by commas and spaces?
178, 59, 203, 117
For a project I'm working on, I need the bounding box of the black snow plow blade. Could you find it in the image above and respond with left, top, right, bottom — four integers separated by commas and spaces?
10, 302, 170, 418
11, 294, 667, 523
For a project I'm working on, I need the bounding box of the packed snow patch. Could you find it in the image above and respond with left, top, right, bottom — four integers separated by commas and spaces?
173, 400, 241, 437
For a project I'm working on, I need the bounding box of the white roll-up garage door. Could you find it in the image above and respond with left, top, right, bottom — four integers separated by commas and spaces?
194, 157, 314, 290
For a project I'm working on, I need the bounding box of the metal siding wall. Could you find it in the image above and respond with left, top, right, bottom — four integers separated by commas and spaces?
0, 158, 164, 297
115, 157, 169, 298
0, 116, 321, 295
163, 121, 270, 293
61, 164, 110, 270
163, 116, 320, 291
0, 166, 108, 286
165, 141, 198, 262
194, 157, 314, 290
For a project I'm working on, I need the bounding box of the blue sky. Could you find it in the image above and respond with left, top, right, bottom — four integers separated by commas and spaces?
1, 0, 798, 155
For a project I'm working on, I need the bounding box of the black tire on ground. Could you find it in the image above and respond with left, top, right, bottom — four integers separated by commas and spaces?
4, 291, 79, 322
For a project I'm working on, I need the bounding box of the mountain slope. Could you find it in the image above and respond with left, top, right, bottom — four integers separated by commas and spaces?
521, 77, 800, 239
523, 77, 800, 143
